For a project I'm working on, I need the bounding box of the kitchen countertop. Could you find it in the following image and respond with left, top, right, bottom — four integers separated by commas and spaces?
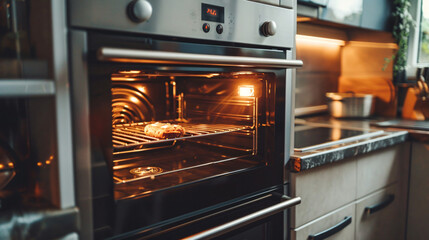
288, 115, 427, 172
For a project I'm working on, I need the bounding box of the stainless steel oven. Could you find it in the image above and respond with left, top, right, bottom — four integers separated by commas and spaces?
69, 0, 302, 239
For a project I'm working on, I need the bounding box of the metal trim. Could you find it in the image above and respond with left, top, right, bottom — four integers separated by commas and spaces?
0, 80, 55, 97
182, 196, 301, 240
294, 130, 386, 152
70, 30, 93, 240
51, 0, 75, 209
294, 105, 328, 117
293, 131, 408, 159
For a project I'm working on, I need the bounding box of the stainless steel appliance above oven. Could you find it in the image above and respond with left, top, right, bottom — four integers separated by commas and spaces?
69, 0, 302, 239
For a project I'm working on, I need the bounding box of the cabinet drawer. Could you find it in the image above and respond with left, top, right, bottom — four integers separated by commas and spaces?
290, 159, 356, 228
355, 184, 405, 240
356, 144, 408, 198
291, 203, 355, 240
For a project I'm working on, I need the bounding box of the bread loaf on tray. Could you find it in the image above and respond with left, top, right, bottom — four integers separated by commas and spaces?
144, 122, 185, 139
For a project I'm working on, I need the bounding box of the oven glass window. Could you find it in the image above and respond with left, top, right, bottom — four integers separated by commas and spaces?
110, 70, 277, 199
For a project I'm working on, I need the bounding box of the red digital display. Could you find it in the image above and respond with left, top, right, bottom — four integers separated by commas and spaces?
207, 8, 217, 16
202, 3, 224, 23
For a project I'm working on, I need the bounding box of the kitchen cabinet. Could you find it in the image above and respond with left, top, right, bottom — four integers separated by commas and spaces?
356, 144, 402, 198
407, 142, 429, 240
319, 0, 363, 27
298, 0, 392, 31
355, 184, 405, 240
291, 203, 355, 240
290, 159, 356, 228
289, 143, 410, 240
248, 0, 280, 5
247, 0, 293, 8
360, 0, 392, 31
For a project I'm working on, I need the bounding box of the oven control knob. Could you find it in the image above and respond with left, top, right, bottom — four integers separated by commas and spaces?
128, 0, 153, 23
260, 21, 277, 37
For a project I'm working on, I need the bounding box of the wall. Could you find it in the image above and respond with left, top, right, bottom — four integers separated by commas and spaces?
339, 30, 397, 117
295, 23, 345, 116
295, 22, 398, 117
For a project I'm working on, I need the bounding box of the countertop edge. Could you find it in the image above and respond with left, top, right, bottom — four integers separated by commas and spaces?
289, 131, 408, 172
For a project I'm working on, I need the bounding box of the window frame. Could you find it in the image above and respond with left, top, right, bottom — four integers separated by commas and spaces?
407, 0, 429, 76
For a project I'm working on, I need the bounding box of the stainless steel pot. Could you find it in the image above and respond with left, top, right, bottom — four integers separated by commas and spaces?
326, 92, 375, 118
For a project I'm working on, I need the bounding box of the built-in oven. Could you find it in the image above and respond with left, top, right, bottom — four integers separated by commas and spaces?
69, 0, 302, 239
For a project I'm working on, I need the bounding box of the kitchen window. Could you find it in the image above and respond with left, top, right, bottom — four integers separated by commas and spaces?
408, 0, 429, 70
417, 0, 429, 63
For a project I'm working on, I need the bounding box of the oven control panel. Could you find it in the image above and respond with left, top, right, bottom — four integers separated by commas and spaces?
70, 0, 295, 49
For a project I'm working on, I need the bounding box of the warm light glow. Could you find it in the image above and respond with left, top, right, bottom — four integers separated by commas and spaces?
118, 70, 141, 74
347, 41, 398, 49
297, 17, 312, 22
238, 85, 255, 97
46, 160, 51, 165
130, 96, 139, 103
37, 162, 42, 167
296, 34, 346, 46
137, 87, 146, 93
8, 162, 13, 168
0, 164, 3, 169
111, 77, 139, 81
233, 71, 254, 75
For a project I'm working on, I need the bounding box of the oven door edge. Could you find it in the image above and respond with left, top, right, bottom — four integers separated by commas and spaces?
114, 189, 301, 240
183, 196, 301, 240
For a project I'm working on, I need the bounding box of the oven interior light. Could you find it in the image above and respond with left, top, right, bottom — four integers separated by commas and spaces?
233, 71, 254, 75
130, 96, 139, 103
118, 70, 141, 74
238, 86, 254, 97
137, 86, 146, 93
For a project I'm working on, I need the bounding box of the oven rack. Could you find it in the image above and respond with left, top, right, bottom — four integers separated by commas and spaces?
112, 122, 253, 151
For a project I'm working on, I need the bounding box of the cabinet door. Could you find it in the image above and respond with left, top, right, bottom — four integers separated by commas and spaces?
356, 144, 408, 198
361, 0, 392, 31
319, 0, 363, 27
291, 203, 355, 240
355, 184, 405, 240
290, 159, 356, 228
407, 142, 429, 240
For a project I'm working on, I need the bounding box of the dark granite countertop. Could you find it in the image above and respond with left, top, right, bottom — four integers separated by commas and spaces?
289, 130, 408, 172
288, 115, 416, 172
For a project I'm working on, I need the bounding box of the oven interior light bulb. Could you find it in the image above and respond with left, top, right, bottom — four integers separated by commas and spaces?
238, 86, 254, 97
130, 96, 139, 103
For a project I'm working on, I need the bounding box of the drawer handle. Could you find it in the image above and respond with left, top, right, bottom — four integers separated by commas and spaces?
364, 194, 395, 215
308, 216, 352, 240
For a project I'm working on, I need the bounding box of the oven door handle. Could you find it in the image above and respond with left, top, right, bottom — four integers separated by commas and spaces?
97, 47, 303, 69
181, 196, 301, 240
